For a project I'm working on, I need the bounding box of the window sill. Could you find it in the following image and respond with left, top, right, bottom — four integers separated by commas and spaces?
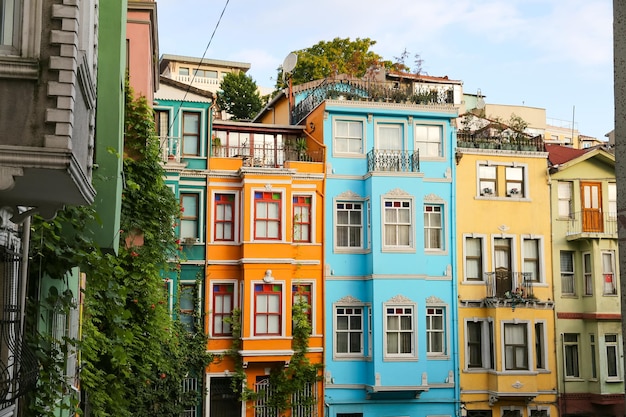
331, 153, 366, 159
564, 377, 585, 382
602, 294, 619, 297
427, 354, 449, 361
334, 248, 369, 254
384, 356, 418, 362
605, 378, 623, 383
382, 246, 415, 253
333, 355, 369, 361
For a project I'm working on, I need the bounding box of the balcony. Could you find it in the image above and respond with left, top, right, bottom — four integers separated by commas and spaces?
212, 143, 323, 168
565, 211, 617, 240
160, 136, 182, 163
367, 149, 420, 173
292, 77, 456, 124
456, 132, 544, 152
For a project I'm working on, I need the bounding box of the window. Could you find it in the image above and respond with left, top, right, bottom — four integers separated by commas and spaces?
292, 283, 312, 330
466, 411, 491, 417
0, 0, 18, 53
377, 123, 403, 151
335, 306, 363, 356
415, 124, 443, 157
293, 196, 311, 243
155, 110, 170, 138
182, 112, 201, 156
583, 252, 593, 295
384, 305, 414, 357
212, 283, 234, 336
558, 182, 573, 218
606, 334, 619, 378
179, 284, 197, 332
560, 251, 575, 295
179, 67, 190, 76
608, 183, 617, 218
254, 192, 281, 240
529, 410, 549, 417
590, 334, 597, 379
254, 284, 282, 336
334, 120, 363, 154
602, 251, 616, 295
465, 236, 484, 281
504, 323, 528, 370
522, 238, 540, 282
383, 199, 412, 248
214, 194, 235, 241
535, 322, 546, 370
466, 319, 494, 369
502, 410, 522, 417
426, 307, 445, 355
336, 202, 363, 249
505, 166, 524, 197
563, 333, 580, 378
180, 194, 199, 239
424, 205, 442, 250
478, 165, 496, 196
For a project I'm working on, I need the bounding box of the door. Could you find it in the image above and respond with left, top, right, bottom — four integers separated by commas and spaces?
581, 182, 603, 232
210, 377, 241, 417
494, 238, 512, 297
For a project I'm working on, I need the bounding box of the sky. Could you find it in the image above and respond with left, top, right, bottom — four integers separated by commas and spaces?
156, 0, 613, 140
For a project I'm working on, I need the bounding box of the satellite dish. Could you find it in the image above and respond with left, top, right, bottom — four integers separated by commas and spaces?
282, 52, 298, 82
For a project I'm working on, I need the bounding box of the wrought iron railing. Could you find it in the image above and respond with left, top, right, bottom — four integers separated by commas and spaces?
367, 149, 420, 173
484, 271, 535, 299
565, 211, 617, 236
291, 77, 456, 124
456, 132, 544, 152
212, 144, 323, 167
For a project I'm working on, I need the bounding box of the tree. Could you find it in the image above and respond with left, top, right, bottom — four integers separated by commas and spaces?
216, 71, 263, 120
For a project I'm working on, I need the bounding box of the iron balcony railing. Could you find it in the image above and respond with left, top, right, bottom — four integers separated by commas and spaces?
566, 211, 617, 237
456, 132, 544, 152
484, 271, 535, 299
212, 144, 323, 168
366, 149, 420, 173
292, 77, 456, 124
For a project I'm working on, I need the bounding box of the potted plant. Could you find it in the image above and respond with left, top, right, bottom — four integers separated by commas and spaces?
482, 187, 494, 196
508, 188, 520, 196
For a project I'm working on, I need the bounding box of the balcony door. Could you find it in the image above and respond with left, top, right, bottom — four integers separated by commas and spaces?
581, 182, 603, 232
494, 238, 512, 297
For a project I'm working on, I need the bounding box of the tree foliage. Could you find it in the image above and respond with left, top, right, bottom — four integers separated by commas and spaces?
275, 37, 414, 89
26, 82, 212, 417
216, 71, 263, 120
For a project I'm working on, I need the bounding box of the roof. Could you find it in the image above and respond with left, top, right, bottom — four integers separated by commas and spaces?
386, 71, 463, 85
155, 76, 214, 102
159, 54, 251, 74
545, 144, 588, 166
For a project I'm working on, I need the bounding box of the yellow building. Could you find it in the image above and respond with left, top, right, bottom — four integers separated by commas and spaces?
455, 114, 558, 417
204, 120, 325, 417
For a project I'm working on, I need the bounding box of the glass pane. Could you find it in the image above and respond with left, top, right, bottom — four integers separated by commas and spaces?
349, 315, 362, 330
349, 332, 361, 352
268, 294, 280, 313
400, 315, 412, 330
337, 316, 348, 330
256, 316, 267, 334
268, 316, 279, 333
181, 220, 197, 238
387, 333, 398, 353
337, 333, 348, 352
257, 202, 267, 218
400, 332, 412, 353
387, 315, 398, 331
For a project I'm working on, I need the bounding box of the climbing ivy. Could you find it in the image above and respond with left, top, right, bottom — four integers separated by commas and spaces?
25, 82, 212, 416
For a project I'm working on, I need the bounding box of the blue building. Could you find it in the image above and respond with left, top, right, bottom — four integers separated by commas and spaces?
294, 72, 463, 417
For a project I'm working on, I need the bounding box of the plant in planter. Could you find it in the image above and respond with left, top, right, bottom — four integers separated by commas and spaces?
482, 187, 494, 196
508, 188, 520, 196
211, 135, 222, 156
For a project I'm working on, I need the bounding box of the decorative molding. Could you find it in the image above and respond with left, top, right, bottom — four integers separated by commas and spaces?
336, 190, 362, 199
424, 193, 444, 203
387, 294, 413, 303
512, 381, 524, 389
385, 188, 409, 197
426, 295, 445, 304
336, 295, 362, 304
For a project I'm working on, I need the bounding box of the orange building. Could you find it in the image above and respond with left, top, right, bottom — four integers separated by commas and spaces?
205, 120, 325, 417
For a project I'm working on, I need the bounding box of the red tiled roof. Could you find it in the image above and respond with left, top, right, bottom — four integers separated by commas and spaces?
545, 144, 588, 165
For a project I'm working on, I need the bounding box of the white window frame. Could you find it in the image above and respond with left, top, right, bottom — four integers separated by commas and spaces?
375, 121, 405, 151
251, 188, 286, 243
333, 302, 368, 359
476, 161, 529, 199
502, 320, 531, 371
426, 301, 449, 358
601, 250, 617, 295
557, 181, 573, 218
382, 195, 414, 251
414, 123, 444, 158
590, 333, 597, 379
478, 164, 497, 197
209, 279, 238, 338
505, 166, 525, 197
563, 333, 581, 378
383, 300, 417, 360
463, 234, 487, 282
465, 318, 494, 370
334, 198, 366, 252
560, 251, 575, 296
212, 191, 239, 244
604, 333, 621, 380
333, 117, 365, 156
424, 204, 444, 251
583, 252, 593, 296
521, 236, 544, 284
